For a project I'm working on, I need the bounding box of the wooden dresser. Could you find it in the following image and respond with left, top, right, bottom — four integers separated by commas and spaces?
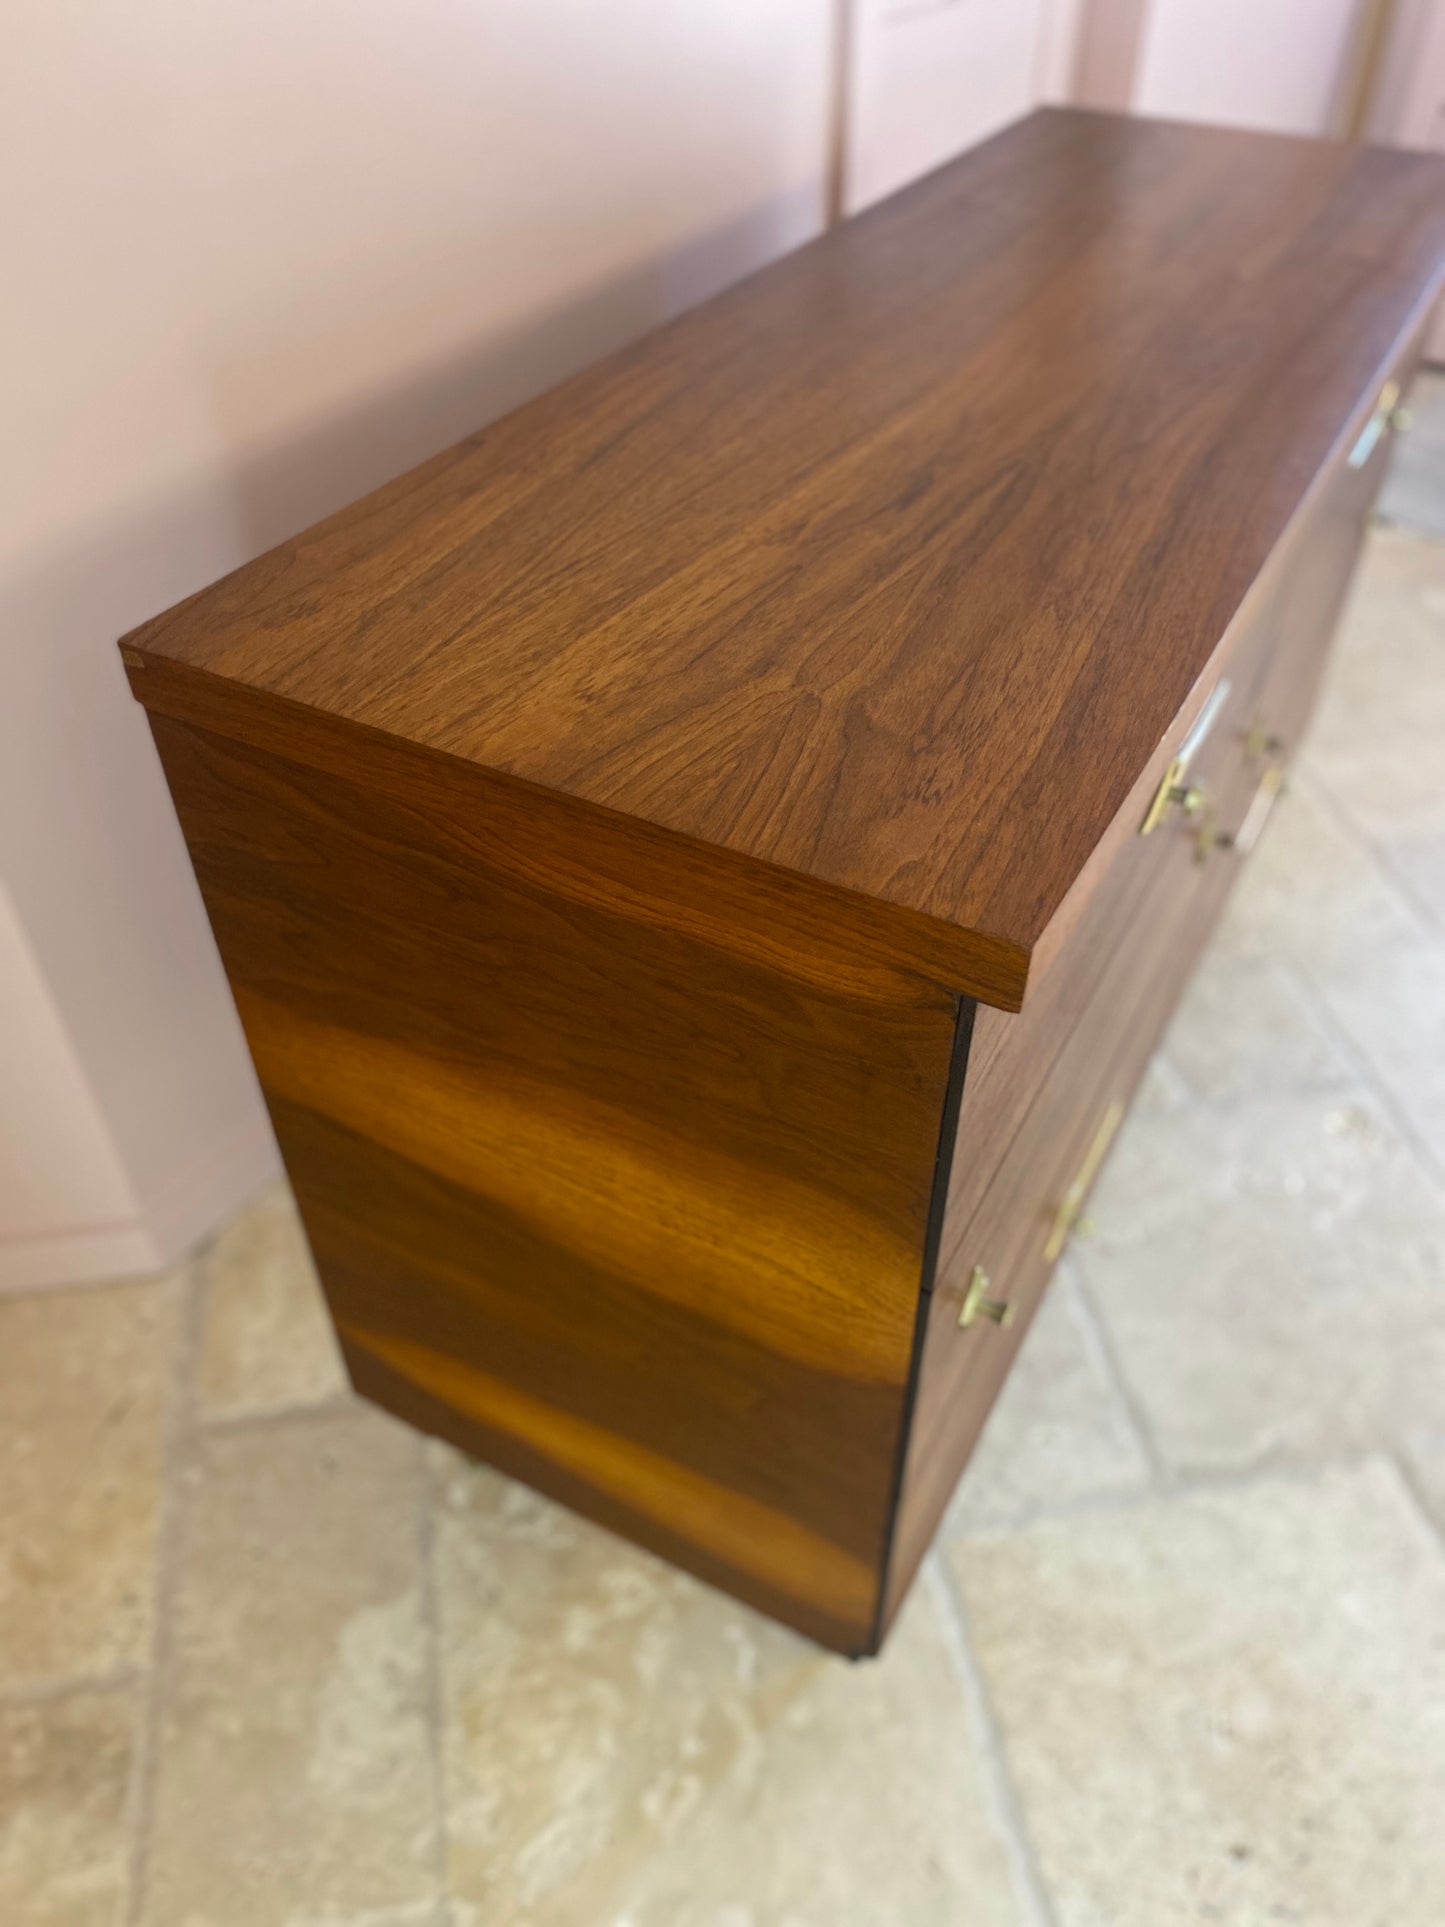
121, 110, 1445, 1655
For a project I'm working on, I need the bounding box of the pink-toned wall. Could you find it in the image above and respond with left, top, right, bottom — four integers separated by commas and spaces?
1, 1, 837, 1288
846, 0, 1083, 212
4, 0, 1087, 1290
5, 0, 1427, 1290
1131, 0, 1363, 135
1075, 0, 1370, 129
1370, 0, 1445, 360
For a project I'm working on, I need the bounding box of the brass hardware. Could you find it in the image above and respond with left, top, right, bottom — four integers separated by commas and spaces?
1140, 679, 1231, 836
1045, 1100, 1125, 1261
959, 1265, 1015, 1330
1244, 721, 1285, 759
1142, 770, 1209, 836
1196, 753, 1289, 861
1140, 755, 1184, 835
1176, 678, 1232, 767
1193, 801, 1229, 864
1232, 762, 1286, 857
119, 647, 146, 671
1348, 379, 1403, 469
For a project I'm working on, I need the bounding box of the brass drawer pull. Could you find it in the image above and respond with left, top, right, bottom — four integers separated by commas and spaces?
1141, 758, 1204, 835
1045, 1100, 1125, 1261
1195, 758, 1287, 862
1347, 379, 1409, 468
1232, 762, 1286, 857
1194, 807, 1227, 863
1141, 679, 1232, 835
959, 1266, 1015, 1329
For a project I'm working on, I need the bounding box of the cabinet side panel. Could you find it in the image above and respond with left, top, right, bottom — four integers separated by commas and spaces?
146, 715, 956, 1654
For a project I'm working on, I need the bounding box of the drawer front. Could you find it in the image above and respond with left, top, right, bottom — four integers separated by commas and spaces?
1241, 341, 1428, 761
880, 360, 1412, 1625
1250, 467, 1377, 765
941, 601, 1272, 1266
886, 810, 1225, 1615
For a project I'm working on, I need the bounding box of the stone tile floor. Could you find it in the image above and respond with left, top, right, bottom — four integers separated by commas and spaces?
4, 378, 1445, 1925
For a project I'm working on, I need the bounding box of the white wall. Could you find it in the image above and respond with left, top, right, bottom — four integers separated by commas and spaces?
1, 1, 835, 1288
1132, 0, 1363, 136
847, 0, 1080, 211
1372, 0, 1445, 149
1369, 0, 1445, 360
0, 888, 155, 1289
1073, 0, 1149, 110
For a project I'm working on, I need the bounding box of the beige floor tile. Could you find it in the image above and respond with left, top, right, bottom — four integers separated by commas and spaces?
1159, 943, 1354, 1109
944, 1267, 1151, 1537
1377, 373, 1445, 540
1204, 779, 1422, 982
1379, 828, 1445, 928
1307, 528, 1445, 841
1122, 1051, 1194, 1122
950, 1461, 1445, 1927
431, 1452, 1028, 1927
1304, 931, 1445, 1167
1398, 1432, 1445, 1541
1076, 1084, 1445, 1474
193, 1182, 347, 1421
0, 1685, 139, 1927
0, 1277, 182, 1690
140, 1407, 438, 1927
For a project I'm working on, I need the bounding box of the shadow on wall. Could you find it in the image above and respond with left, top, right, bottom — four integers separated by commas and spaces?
0, 184, 821, 1265
211, 189, 818, 559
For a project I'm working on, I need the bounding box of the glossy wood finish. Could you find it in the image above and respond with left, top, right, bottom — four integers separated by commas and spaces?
122, 111, 1445, 1652
142, 695, 960, 1654
122, 110, 1445, 1006
878, 352, 1417, 1625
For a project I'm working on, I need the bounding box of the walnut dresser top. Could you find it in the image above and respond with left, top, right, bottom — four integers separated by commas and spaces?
123, 108, 1445, 1005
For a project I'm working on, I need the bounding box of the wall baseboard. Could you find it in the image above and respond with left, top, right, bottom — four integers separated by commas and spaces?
0, 1216, 164, 1294
0, 1112, 281, 1296
141, 1109, 282, 1272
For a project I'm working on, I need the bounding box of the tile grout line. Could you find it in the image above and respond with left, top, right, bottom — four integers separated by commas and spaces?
0, 1663, 145, 1710
122, 1251, 210, 1927
1381, 1448, 1445, 1568
1287, 958, 1445, 1195
1064, 1256, 1171, 1491
0, 1258, 210, 1310
1364, 844, 1445, 939
923, 1556, 1060, 1927
1274, 767, 1445, 1193
1301, 764, 1445, 940
197, 1391, 363, 1437
945, 1443, 1411, 1544
415, 1444, 453, 1927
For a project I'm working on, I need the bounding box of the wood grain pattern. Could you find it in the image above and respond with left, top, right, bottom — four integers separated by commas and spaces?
122, 110, 1445, 989
878, 384, 1404, 1623
123, 111, 1445, 1653
121, 659, 1028, 1012
885, 819, 1226, 1626
144, 703, 961, 1653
